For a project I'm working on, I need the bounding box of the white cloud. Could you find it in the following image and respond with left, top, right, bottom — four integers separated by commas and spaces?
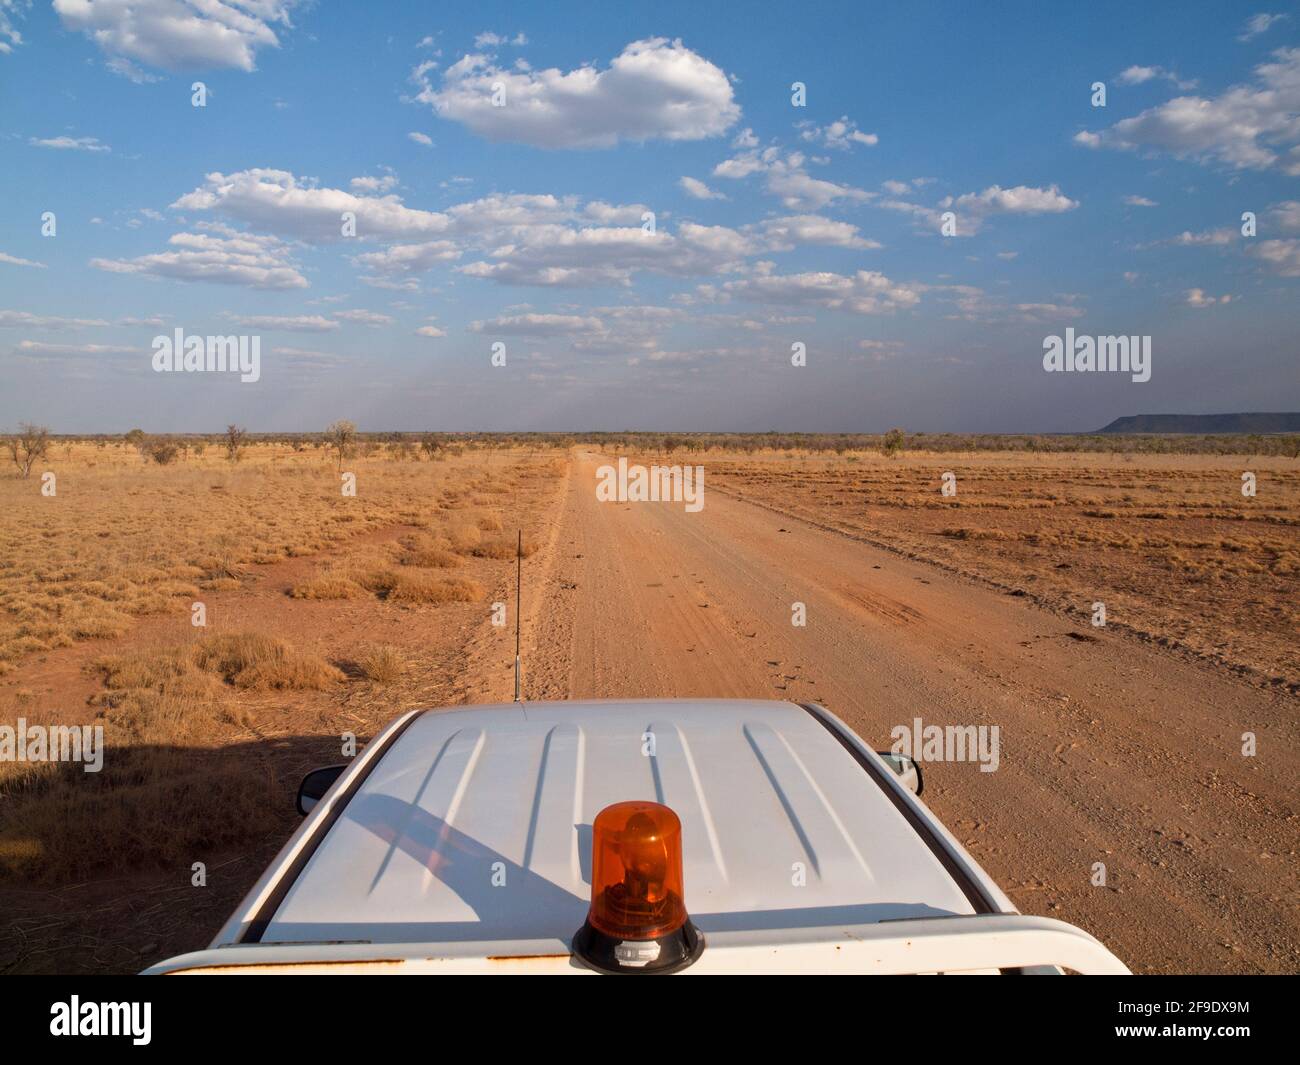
910, 184, 1080, 235
333, 309, 394, 327
944, 184, 1077, 216
1124, 195, 1158, 207
713, 148, 773, 180
106, 56, 161, 83
468, 313, 605, 336
0, 312, 163, 328
413, 37, 739, 148
359, 276, 420, 291
931, 286, 1084, 324
1076, 48, 1300, 174
798, 116, 878, 150
90, 225, 307, 289
718, 269, 923, 316
1268, 200, 1300, 231
1116, 65, 1160, 85
582, 201, 651, 224
14, 340, 135, 356
458, 220, 756, 287
0, 251, 46, 268
350, 174, 399, 194
1185, 288, 1232, 306
679, 176, 727, 201
0, 310, 109, 328
164, 168, 881, 291
352, 240, 461, 275
1, 0, 28, 55
858, 339, 903, 352
29, 135, 110, 152
1248, 238, 1300, 275
1167, 227, 1236, 246
415, 325, 446, 337
234, 314, 338, 332
474, 31, 526, 48
714, 147, 873, 210
1116, 65, 1196, 90
759, 215, 880, 250
53, 0, 301, 73
1014, 302, 1085, 321
1238, 13, 1288, 42
408, 131, 433, 146
173, 168, 451, 242
766, 158, 873, 210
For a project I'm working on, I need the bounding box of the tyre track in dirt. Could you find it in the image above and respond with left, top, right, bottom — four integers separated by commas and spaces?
523, 452, 1298, 974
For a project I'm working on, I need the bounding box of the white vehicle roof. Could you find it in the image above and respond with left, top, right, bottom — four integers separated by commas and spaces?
146, 700, 1129, 974
259, 699, 981, 945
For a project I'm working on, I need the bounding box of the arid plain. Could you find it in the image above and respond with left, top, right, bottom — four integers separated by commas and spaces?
1, 438, 1296, 973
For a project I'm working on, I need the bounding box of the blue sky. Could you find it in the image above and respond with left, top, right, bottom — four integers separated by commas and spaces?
1, 1, 1297, 433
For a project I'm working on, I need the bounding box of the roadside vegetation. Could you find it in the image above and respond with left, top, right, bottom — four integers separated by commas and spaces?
0, 437, 563, 902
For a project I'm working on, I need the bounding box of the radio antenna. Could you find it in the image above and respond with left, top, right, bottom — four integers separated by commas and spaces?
513, 528, 522, 703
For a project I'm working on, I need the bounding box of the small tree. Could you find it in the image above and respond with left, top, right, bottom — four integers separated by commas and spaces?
225, 424, 247, 463
7, 423, 50, 478
881, 427, 905, 459
420, 432, 443, 460
325, 420, 356, 470
146, 440, 180, 465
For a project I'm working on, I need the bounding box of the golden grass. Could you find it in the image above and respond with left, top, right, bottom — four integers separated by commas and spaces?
289, 574, 368, 600
0, 441, 566, 948
387, 574, 486, 604
0, 442, 551, 669
0, 629, 344, 880
356, 644, 406, 684
448, 522, 482, 551
189, 633, 344, 690
397, 532, 462, 569
471, 536, 539, 560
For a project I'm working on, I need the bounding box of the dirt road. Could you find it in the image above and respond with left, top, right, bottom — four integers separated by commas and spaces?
517, 452, 1298, 973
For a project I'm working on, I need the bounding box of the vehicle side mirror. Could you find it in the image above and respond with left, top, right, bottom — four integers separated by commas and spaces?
876, 752, 923, 796
296, 764, 348, 816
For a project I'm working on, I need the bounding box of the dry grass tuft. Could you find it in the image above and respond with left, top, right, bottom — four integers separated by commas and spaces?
398, 532, 462, 569
190, 633, 344, 690
289, 574, 367, 600
448, 522, 482, 551
387, 574, 486, 604
471, 536, 539, 560
356, 644, 406, 683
